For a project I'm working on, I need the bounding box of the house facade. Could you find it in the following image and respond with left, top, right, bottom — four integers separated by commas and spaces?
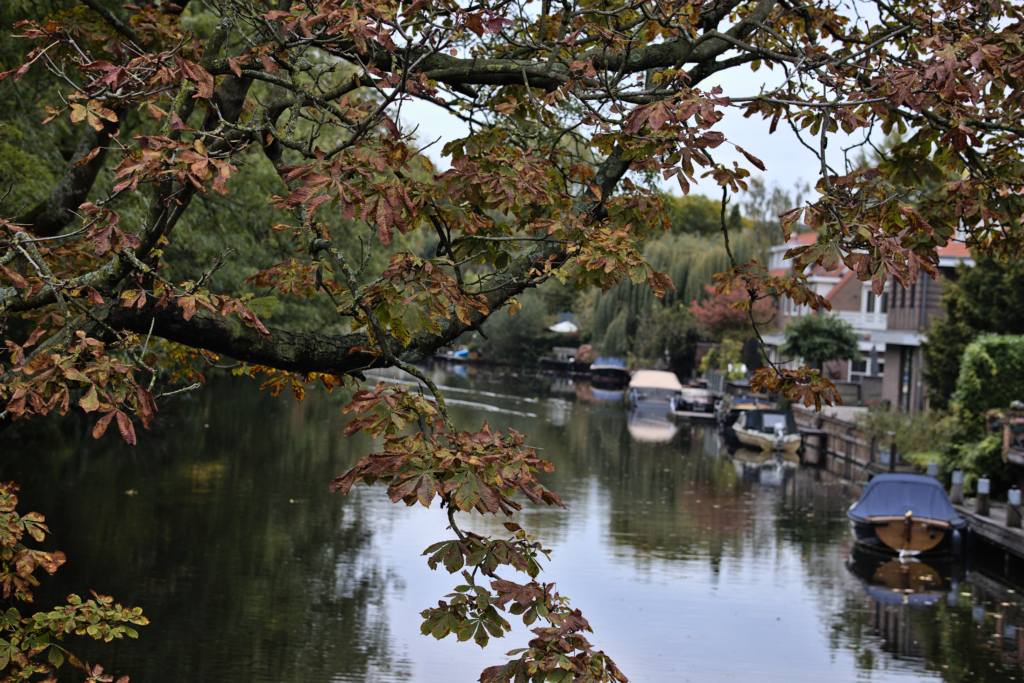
761, 233, 973, 413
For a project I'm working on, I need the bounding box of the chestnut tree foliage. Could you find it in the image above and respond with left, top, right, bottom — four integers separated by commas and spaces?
1, 0, 1024, 679
0, 482, 148, 682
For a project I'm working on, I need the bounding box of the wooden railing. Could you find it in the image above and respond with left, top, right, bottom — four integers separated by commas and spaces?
793, 408, 897, 482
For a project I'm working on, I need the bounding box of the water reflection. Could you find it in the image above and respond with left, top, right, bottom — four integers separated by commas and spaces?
847, 546, 963, 608
2, 385, 411, 683
3, 370, 1024, 683
626, 404, 677, 443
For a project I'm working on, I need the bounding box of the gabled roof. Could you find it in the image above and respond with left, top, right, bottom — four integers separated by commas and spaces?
774, 231, 973, 278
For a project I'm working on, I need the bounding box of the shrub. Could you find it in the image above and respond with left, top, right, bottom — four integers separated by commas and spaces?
856, 406, 956, 465
952, 334, 1024, 419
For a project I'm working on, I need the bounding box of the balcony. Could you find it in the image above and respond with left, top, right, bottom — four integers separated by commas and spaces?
836, 309, 888, 332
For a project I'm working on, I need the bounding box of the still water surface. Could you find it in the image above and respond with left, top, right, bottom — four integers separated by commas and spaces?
4, 366, 1023, 683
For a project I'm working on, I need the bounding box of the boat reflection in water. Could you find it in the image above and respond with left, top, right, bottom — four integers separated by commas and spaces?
567, 379, 625, 404
847, 545, 963, 609
626, 404, 677, 443
726, 447, 797, 487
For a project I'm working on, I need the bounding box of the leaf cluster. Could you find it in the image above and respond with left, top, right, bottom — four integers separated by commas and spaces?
0, 481, 147, 682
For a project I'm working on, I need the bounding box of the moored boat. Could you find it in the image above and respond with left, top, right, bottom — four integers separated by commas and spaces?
847, 473, 969, 556
590, 357, 630, 389
732, 409, 802, 453
672, 386, 715, 413
717, 396, 775, 447
625, 370, 683, 407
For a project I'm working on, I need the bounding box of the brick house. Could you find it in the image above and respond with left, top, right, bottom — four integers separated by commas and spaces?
760, 233, 973, 412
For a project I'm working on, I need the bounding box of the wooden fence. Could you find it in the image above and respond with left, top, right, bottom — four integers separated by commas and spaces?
793, 409, 900, 483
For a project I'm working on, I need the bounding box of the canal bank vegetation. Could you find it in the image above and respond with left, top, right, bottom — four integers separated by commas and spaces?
3, 0, 1024, 680
913, 259, 1024, 496
923, 258, 1024, 411
857, 334, 1024, 495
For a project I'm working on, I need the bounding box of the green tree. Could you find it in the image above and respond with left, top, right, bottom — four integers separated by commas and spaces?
663, 193, 742, 237
922, 258, 1024, 410
699, 337, 746, 379
478, 288, 557, 364
952, 334, 1024, 419
779, 314, 860, 371
631, 303, 706, 376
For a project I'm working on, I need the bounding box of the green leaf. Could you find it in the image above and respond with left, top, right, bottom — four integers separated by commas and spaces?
443, 543, 464, 574
47, 645, 64, 668
0, 637, 16, 669
0, 609, 19, 631
245, 296, 279, 318
431, 619, 450, 639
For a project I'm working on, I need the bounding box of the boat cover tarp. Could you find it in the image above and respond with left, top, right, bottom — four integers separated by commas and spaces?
849, 474, 965, 526
629, 370, 683, 391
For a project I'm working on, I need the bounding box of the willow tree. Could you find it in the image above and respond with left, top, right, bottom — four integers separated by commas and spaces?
2, 0, 1023, 680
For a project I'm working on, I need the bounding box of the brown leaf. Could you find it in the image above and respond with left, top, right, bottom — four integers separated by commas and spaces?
72, 147, 102, 169
0, 264, 29, 289
92, 411, 116, 439
115, 410, 136, 445
181, 59, 215, 99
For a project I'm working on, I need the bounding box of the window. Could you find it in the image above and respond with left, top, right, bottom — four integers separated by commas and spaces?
899, 347, 913, 412
866, 291, 875, 313
880, 291, 888, 313
909, 281, 916, 308
900, 286, 906, 308
851, 358, 884, 377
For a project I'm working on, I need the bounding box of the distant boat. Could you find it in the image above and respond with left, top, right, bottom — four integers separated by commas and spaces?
731, 409, 801, 453
671, 386, 715, 413
590, 357, 630, 388
626, 370, 683, 407
717, 396, 775, 447
847, 473, 969, 556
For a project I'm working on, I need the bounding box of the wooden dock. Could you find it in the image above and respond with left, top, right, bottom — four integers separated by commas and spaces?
955, 499, 1024, 559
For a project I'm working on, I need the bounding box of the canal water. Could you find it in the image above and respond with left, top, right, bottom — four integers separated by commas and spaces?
3, 366, 1023, 683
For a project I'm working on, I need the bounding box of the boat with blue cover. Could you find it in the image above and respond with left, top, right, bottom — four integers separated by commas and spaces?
847, 473, 969, 556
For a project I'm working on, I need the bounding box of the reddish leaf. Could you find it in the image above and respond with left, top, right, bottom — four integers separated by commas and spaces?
115, 410, 136, 445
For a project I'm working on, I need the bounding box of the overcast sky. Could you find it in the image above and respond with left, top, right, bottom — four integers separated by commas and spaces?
399, 60, 878, 203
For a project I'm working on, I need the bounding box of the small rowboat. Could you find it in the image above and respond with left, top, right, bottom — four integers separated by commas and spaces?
847, 473, 969, 556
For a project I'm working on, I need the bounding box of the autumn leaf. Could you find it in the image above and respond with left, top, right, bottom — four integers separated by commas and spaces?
69, 100, 117, 132
180, 59, 214, 99
115, 410, 136, 445
79, 386, 101, 413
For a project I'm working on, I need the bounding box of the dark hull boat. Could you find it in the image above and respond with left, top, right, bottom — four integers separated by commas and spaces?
847, 473, 969, 556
